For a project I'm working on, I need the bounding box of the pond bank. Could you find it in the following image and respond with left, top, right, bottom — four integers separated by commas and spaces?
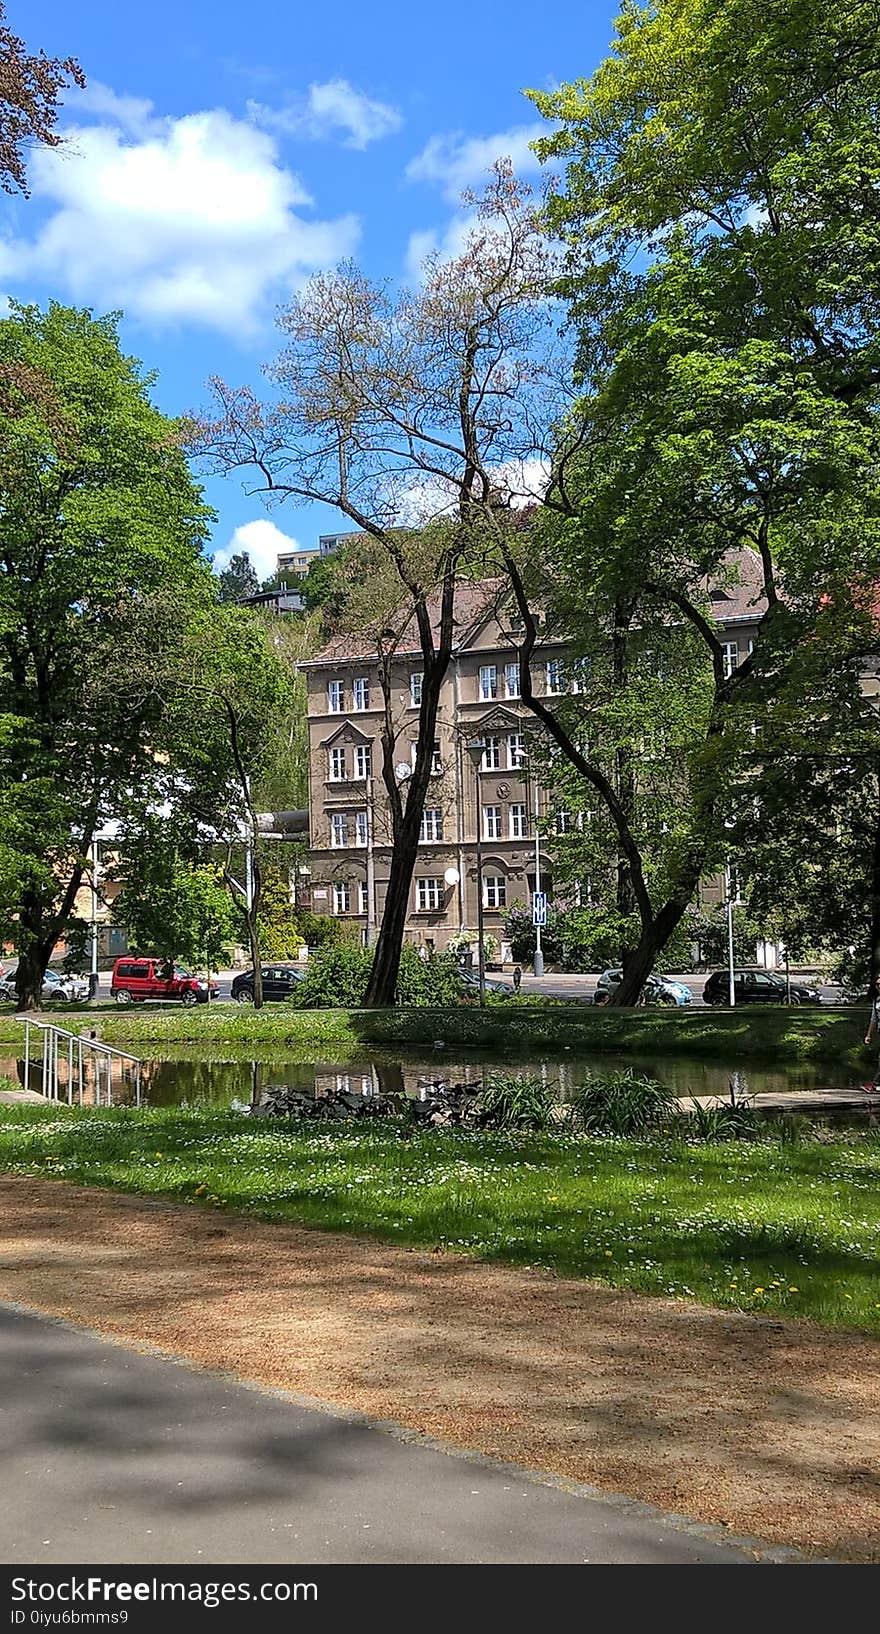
0, 1002, 868, 1068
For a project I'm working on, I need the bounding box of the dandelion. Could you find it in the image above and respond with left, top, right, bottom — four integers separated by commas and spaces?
788, 1287, 799, 1293
753, 1287, 765, 1295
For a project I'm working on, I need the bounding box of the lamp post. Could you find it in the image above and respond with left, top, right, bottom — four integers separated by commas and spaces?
531, 760, 544, 979
465, 739, 486, 1007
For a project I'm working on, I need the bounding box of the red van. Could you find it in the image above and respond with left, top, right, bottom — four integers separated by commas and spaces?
110, 958, 218, 1006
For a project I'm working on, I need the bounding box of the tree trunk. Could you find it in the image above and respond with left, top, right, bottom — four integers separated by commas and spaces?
869, 779, 880, 999
608, 895, 693, 1006
14, 889, 46, 1011
363, 814, 421, 1006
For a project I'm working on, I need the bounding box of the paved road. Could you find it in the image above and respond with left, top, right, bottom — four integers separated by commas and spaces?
0, 1305, 768, 1565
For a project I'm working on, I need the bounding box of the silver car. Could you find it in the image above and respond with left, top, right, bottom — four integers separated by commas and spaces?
0, 966, 89, 1004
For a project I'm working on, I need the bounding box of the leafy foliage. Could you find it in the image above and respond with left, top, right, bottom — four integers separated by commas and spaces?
572, 1070, 677, 1136
217, 551, 259, 603
293, 943, 466, 1009
475, 1072, 556, 1131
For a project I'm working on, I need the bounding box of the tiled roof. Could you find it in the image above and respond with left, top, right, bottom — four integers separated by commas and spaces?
305, 551, 769, 668
305, 577, 508, 666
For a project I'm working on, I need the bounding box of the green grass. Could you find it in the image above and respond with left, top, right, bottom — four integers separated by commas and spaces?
0, 1001, 868, 1067
2, 1103, 879, 1334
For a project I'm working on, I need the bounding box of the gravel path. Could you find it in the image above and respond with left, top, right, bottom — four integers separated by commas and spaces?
0, 1175, 877, 1561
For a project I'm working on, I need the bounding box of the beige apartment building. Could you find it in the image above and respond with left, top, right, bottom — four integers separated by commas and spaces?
301, 562, 767, 960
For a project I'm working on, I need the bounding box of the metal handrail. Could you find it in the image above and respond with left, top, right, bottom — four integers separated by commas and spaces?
17, 1018, 142, 1107
19, 1017, 141, 1064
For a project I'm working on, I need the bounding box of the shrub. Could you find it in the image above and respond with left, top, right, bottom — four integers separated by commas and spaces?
572, 1069, 677, 1136
293, 943, 467, 1009
476, 1072, 557, 1130
686, 1099, 761, 1141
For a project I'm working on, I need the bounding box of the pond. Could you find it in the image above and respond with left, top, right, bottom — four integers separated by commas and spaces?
0, 1042, 870, 1111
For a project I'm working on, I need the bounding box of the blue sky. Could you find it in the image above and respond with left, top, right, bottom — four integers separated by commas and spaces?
7, 0, 619, 578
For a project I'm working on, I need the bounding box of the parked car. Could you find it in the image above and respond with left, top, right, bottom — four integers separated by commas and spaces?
703, 968, 822, 1006
231, 965, 305, 1004
0, 965, 88, 1004
459, 970, 516, 998
110, 957, 218, 1006
596, 969, 692, 1006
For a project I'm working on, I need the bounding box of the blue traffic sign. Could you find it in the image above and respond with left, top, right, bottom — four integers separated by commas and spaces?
532, 891, 547, 927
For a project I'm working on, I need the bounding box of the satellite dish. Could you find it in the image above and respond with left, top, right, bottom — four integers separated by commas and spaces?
395, 763, 412, 781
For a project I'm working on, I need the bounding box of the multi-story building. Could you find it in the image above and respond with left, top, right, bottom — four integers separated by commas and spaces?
301, 559, 767, 958
276, 549, 318, 578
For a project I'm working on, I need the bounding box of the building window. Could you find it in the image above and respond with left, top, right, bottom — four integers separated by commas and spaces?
570, 656, 590, 694
354, 744, 372, 779
353, 677, 370, 711
509, 803, 528, 839
420, 808, 444, 842
574, 878, 593, 906
430, 740, 443, 775
479, 664, 497, 701
358, 880, 369, 915
507, 733, 524, 769
416, 877, 443, 912
722, 642, 738, 679
483, 804, 502, 840
504, 661, 520, 699
546, 659, 564, 695
410, 671, 423, 706
331, 813, 349, 849
332, 881, 350, 914
329, 747, 347, 781
554, 810, 571, 835
355, 810, 369, 848
481, 736, 501, 771
484, 874, 507, 909
328, 679, 345, 714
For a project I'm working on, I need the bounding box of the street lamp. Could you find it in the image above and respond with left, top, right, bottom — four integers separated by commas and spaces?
465, 739, 486, 1007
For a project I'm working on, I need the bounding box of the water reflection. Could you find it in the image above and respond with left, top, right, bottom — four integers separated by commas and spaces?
0, 1047, 863, 1109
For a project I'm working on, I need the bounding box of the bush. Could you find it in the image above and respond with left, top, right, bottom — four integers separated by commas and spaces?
572, 1069, 677, 1136
476, 1072, 557, 1130
685, 1099, 761, 1142
293, 943, 466, 1009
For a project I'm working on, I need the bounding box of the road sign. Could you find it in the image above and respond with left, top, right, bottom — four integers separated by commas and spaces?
532, 891, 547, 927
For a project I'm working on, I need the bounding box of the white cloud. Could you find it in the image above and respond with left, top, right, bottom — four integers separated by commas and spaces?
406, 123, 546, 201
248, 79, 402, 150
404, 213, 473, 284
0, 97, 360, 334
213, 518, 307, 581
64, 80, 160, 138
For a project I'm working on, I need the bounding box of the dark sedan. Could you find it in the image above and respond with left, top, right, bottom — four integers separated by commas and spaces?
231, 965, 305, 1004
703, 968, 822, 1006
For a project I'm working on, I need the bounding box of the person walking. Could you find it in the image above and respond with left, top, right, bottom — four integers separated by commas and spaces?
512, 964, 522, 994
863, 973, 880, 1089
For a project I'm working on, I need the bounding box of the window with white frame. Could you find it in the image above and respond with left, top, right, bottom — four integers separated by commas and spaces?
481, 736, 500, 770
483, 804, 502, 840
722, 642, 738, 679
354, 744, 372, 779
332, 881, 350, 914
352, 676, 370, 711
569, 656, 590, 693
430, 739, 443, 774
545, 659, 564, 695
484, 874, 507, 909
554, 810, 571, 835
507, 733, 524, 769
331, 813, 349, 849
420, 808, 444, 842
574, 878, 594, 906
358, 880, 369, 915
409, 671, 423, 707
504, 661, 520, 699
327, 679, 345, 714
329, 746, 347, 781
509, 803, 528, 839
416, 877, 443, 912
479, 663, 497, 701
355, 810, 369, 848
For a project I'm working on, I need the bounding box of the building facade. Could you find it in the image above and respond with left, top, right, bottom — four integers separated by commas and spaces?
301, 564, 766, 960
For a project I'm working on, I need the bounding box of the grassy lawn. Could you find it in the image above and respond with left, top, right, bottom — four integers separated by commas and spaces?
0, 1000, 868, 1067
2, 1102, 879, 1334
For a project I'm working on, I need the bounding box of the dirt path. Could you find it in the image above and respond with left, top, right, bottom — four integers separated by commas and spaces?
0, 1175, 877, 1562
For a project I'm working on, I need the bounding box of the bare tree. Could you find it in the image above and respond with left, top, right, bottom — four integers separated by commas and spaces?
0, 2, 84, 195
197, 165, 562, 1004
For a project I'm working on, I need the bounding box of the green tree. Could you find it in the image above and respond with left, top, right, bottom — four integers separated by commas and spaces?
499, 0, 880, 1003
0, 302, 213, 1009
217, 550, 259, 603
113, 826, 236, 972
0, 2, 84, 195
